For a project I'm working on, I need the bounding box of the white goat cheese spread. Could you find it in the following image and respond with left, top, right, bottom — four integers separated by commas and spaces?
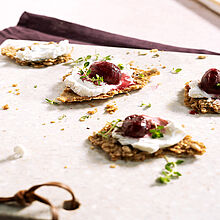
64, 55, 134, 97
188, 80, 216, 99
15, 40, 72, 61
112, 119, 186, 154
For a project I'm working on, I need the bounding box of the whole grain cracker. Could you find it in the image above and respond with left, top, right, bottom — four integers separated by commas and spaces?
57, 68, 160, 103
1, 44, 73, 68
184, 82, 220, 114
88, 122, 206, 162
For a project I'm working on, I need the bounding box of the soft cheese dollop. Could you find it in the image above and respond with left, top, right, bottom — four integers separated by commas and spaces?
112, 116, 186, 154
188, 80, 214, 98
15, 40, 72, 61
64, 55, 134, 97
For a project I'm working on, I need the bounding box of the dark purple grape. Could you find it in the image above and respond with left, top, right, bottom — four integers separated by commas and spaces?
121, 115, 152, 138
200, 68, 220, 94
89, 61, 122, 85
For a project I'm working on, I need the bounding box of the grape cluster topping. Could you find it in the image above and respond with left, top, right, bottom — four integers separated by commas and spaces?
200, 68, 220, 94
89, 61, 122, 85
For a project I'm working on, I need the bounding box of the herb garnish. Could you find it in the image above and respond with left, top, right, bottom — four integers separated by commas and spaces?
34, 85, 37, 88
98, 119, 122, 138
138, 73, 145, 78
118, 64, 124, 70
45, 98, 59, 105
149, 125, 164, 138
58, 114, 66, 120
139, 103, 151, 109
79, 115, 90, 122
152, 54, 159, 58
102, 55, 113, 61
171, 68, 182, 74
217, 83, 220, 87
157, 156, 184, 184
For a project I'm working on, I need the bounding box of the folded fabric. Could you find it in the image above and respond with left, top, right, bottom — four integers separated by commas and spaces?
0, 11, 219, 55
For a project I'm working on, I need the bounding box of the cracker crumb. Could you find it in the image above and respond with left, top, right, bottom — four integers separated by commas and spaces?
61, 128, 64, 131
197, 55, 206, 59
90, 146, 95, 150
16, 108, 19, 110
211, 128, 215, 130
105, 103, 118, 114
15, 89, 19, 91
89, 104, 95, 107
12, 84, 17, 87
44, 136, 46, 138
162, 66, 166, 69
8, 90, 12, 93
87, 108, 98, 115
50, 121, 55, 123
152, 54, 159, 58
64, 166, 67, 169
2, 104, 9, 110
181, 124, 185, 128
110, 164, 116, 168
16, 92, 20, 95
128, 61, 134, 66
150, 49, 158, 53
42, 123, 46, 125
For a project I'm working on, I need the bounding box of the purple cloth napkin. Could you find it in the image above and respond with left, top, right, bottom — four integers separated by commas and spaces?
0, 11, 219, 55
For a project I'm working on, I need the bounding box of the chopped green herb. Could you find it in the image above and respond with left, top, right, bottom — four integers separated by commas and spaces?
152, 54, 159, 58
149, 126, 164, 139
79, 115, 90, 121
118, 64, 124, 70
98, 119, 122, 138
139, 103, 151, 109
102, 55, 112, 61
138, 51, 148, 56
84, 61, 90, 68
172, 68, 182, 74
45, 98, 59, 105
138, 73, 144, 78
156, 156, 184, 184
216, 83, 220, 87
85, 55, 92, 61
58, 114, 66, 120
34, 85, 37, 88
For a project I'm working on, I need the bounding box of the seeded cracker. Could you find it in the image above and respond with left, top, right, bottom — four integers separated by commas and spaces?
88, 123, 206, 162
57, 68, 160, 102
1, 43, 73, 68
184, 82, 220, 114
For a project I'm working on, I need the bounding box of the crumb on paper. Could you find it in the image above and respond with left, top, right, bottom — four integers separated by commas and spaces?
87, 108, 98, 115
15, 89, 19, 91
90, 146, 95, 150
16, 108, 19, 110
197, 55, 206, 59
61, 128, 64, 131
128, 61, 134, 66
162, 66, 166, 69
89, 104, 95, 107
14, 145, 25, 158
2, 104, 9, 110
211, 128, 215, 130
42, 123, 46, 125
64, 166, 67, 169
105, 103, 118, 114
110, 164, 116, 168
16, 92, 20, 95
181, 124, 185, 128
44, 136, 46, 138
126, 51, 130, 55
8, 90, 12, 93
150, 49, 158, 53
126, 93, 130, 96
12, 84, 17, 87
50, 121, 55, 123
